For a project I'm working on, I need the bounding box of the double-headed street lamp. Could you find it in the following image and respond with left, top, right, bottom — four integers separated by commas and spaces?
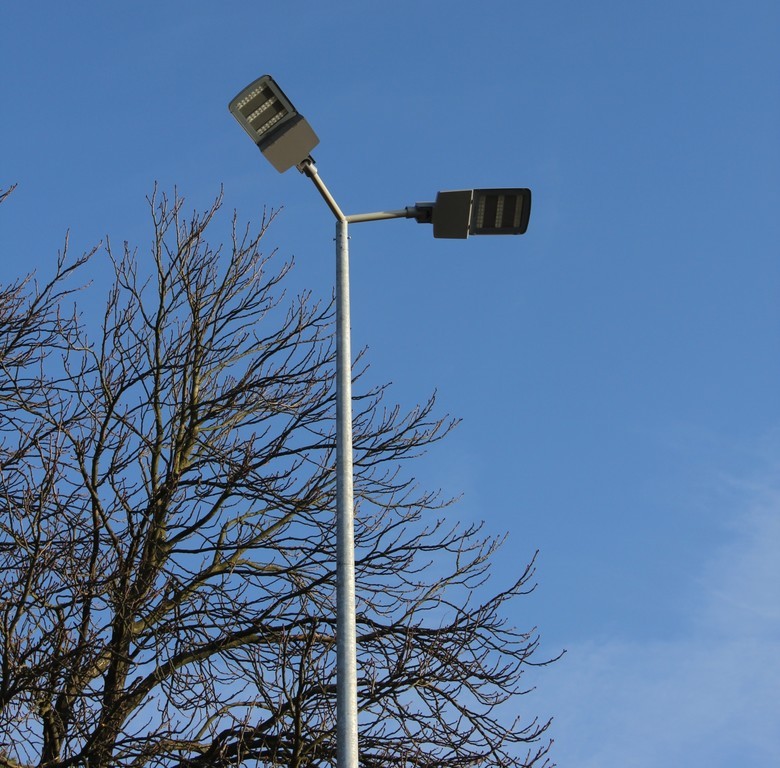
229, 74, 531, 768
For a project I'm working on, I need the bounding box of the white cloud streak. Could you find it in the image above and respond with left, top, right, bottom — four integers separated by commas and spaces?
537, 483, 780, 767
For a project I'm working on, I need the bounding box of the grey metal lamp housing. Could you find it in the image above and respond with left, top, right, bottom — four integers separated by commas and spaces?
431, 188, 532, 239
229, 75, 319, 173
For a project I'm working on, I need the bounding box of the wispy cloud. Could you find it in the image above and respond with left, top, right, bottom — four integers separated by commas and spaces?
537, 483, 780, 767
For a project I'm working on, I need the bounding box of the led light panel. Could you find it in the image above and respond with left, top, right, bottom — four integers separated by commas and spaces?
471, 188, 531, 235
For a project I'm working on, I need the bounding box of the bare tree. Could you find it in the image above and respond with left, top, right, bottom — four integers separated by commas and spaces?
0, 188, 557, 768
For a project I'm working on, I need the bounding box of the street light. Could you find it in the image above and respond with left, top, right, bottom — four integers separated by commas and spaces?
229, 74, 532, 768
229, 75, 320, 172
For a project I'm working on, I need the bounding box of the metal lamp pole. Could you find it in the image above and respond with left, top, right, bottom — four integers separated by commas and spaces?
334, 217, 358, 768
297, 160, 360, 768
298, 159, 410, 768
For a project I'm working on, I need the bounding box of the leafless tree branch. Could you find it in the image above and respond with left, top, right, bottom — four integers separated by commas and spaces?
0, 188, 557, 768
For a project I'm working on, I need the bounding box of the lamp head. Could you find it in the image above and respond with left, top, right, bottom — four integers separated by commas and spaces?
229, 75, 319, 173
430, 188, 531, 238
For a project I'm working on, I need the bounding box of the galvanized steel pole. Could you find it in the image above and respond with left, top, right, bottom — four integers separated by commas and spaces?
335, 218, 358, 768
297, 161, 358, 768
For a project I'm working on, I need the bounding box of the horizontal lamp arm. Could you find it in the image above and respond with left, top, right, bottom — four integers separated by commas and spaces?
345, 205, 432, 224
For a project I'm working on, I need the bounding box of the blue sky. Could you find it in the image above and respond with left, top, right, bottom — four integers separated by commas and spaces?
2, 2, 779, 765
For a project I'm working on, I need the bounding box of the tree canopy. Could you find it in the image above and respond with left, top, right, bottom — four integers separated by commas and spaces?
0, 188, 556, 768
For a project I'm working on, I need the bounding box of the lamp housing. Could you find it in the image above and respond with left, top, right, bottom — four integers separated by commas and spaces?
431, 188, 531, 238
229, 75, 319, 173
